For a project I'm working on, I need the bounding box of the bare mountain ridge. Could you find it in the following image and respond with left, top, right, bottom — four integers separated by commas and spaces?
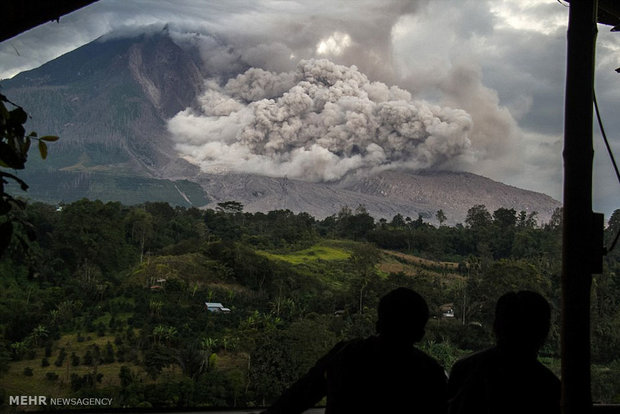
2, 29, 561, 223
342, 170, 560, 223
196, 170, 560, 224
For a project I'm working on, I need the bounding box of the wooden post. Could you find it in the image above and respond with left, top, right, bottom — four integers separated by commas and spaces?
561, 1, 598, 414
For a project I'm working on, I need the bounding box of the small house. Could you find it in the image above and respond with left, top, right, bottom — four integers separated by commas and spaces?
205, 302, 231, 313
440, 303, 455, 318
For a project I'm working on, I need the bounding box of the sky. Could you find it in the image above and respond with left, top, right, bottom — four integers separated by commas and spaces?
0, 0, 619, 218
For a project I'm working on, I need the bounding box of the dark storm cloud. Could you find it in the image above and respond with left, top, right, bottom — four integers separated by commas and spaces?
1, 0, 618, 215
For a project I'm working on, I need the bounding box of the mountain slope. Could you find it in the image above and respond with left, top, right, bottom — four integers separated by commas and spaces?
196, 171, 560, 224
341, 170, 560, 223
3, 28, 203, 176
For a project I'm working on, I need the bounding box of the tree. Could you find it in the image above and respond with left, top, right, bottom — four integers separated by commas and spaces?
465, 205, 492, 229
125, 208, 154, 263
28, 325, 49, 347
517, 210, 538, 228
53, 200, 134, 275
491, 207, 517, 259
605, 209, 620, 259
545, 207, 563, 231
119, 365, 136, 389
492, 207, 517, 229
348, 243, 381, 314
0, 94, 58, 256
176, 341, 209, 379
200, 337, 219, 371
249, 332, 297, 405
103, 341, 115, 364
464, 259, 552, 328
151, 325, 177, 347
436, 209, 447, 226
465, 205, 493, 257
336, 205, 375, 240
390, 214, 406, 229
216, 201, 244, 214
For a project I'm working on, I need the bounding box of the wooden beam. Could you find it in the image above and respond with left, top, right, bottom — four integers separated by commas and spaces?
0, 0, 100, 43
561, 1, 598, 413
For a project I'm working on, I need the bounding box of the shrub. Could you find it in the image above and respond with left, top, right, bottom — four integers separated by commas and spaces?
54, 348, 66, 367
45, 372, 59, 381
103, 342, 115, 364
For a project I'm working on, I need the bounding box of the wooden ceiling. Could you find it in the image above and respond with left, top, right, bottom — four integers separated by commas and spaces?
0, 0, 100, 43
1, 1, 619, 45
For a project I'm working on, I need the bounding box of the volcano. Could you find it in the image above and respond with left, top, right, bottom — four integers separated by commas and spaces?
1, 29, 560, 224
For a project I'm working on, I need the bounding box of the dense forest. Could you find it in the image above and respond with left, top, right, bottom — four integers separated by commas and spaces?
0, 199, 619, 410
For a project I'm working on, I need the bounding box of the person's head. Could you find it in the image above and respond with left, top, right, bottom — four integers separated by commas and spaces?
376, 287, 429, 345
493, 290, 551, 355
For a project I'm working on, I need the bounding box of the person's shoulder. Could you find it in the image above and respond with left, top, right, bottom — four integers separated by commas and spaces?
451, 347, 497, 374
411, 345, 441, 362
534, 359, 561, 387
411, 346, 447, 373
327, 337, 367, 359
455, 347, 496, 365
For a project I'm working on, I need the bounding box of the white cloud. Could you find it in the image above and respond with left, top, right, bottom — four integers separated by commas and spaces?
316, 32, 352, 56
168, 59, 473, 182
490, 0, 568, 35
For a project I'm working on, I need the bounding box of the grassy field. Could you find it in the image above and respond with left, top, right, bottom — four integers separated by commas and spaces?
378, 250, 465, 283
0, 332, 147, 398
1, 327, 252, 406
257, 241, 352, 264
257, 241, 466, 285
381, 250, 461, 270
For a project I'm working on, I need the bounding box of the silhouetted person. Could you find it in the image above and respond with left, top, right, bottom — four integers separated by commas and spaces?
448, 291, 560, 414
261, 287, 447, 414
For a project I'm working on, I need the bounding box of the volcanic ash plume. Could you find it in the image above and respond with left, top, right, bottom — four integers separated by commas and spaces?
168, 59, 473, 182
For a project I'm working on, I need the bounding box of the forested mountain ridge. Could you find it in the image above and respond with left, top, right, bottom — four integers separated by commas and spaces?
1, 200, 618, 409
1, 29, 560, 222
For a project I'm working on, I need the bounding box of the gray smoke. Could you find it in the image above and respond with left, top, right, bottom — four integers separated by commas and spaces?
168, 58, 472, 182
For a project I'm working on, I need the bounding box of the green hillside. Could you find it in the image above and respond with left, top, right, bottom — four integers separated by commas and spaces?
0, 200, 619, 411
257, 241, 352, 264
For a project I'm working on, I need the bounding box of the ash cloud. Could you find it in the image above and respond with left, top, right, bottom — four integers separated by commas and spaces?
168, 59, 472, 182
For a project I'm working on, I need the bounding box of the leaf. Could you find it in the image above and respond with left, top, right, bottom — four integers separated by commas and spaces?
38, 140, 48, 160
40, 135, 59, 142
0, 101, 9, 120
25, 223, 37, 242
0, 221, 13, 256
0, 199, 10, 215
10, 107, 27, 125
12, 124, 26, 140
0, 142, 26, 169
22, 137, 31, 154
0, 171, 29, 191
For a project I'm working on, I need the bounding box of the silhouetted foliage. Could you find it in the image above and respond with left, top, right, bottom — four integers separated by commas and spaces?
1, 94, 58, 257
